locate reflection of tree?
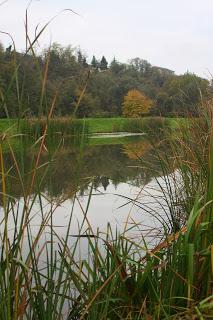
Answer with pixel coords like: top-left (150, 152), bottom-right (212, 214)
top-left (2, 138), bottom-right (171, 202)
top-left (93, 176), bottom-right (110, 191)
top-left (122, 141), bottom-right (151, 160)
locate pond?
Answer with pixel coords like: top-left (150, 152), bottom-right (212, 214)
top-left (1, 134), bottom-right (173, 257)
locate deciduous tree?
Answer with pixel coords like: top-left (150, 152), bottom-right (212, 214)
top-left (122, 89), bottom-right (153, 117)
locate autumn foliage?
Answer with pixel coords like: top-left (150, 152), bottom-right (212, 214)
top-left (122, 89), bottom-right (153, 118)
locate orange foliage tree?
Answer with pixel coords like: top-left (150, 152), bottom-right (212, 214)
top-left (122, 89), bottom-right (153, 117)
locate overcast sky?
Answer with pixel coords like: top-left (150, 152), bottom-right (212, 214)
top-left (0, 0), bottom-right (213, 77)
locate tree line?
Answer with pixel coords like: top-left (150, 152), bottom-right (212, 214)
top-left (0, 42), bottom-right (210, 118)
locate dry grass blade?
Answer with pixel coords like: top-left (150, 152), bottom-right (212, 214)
top-left (140, 225), bottom-right (187, 261)
top-left (73, 70), bottom-right (91, 116)
top-left (0, 0), bottom-right (8, 6)
top-left (25, 6), bottom-right (80, 53)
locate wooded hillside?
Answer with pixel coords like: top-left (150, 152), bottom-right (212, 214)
top-left (0, 42), bottom-right (210, 118)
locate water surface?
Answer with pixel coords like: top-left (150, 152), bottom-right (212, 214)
top-left (2, 135), bottom-right (172, 253)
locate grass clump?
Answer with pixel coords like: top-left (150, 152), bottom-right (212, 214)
top-left (68, 107), bottom-right (213, 319)
top-left (20, 117), bottom-right (89, 139)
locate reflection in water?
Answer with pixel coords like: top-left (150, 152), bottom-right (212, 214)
top-left (4, 136), bottom-right (162, 201)
top-left (122, 141), bottom-right (151, 159)
top-left (0, 133), bottom-right (177, 273)
top-left (1, 135), bottom-right (174, 244)
top-left (0, 131), bottom-right (183, 319)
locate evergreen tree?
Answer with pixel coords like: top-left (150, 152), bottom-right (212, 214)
top-left (100, 56), bottom-right (108, 70)
top-left (91, 55), bottom-right (99, 69)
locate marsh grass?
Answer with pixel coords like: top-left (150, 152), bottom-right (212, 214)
top-left (19, 118), bottom-right (89, 149)
top-left (0, 5), bottom-right (212, 319)
top-left (112, 117), bottom-right (167, 133)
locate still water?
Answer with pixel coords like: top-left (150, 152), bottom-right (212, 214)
top-left (2, 135), bottom-right (172, 254)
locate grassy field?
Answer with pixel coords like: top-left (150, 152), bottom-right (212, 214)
top-left (85, 117), bottom-right (187, 133)
top-left (84, 117), bottom-right (127, 133)
top-left (0, 117), bottom-right (188, 135)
